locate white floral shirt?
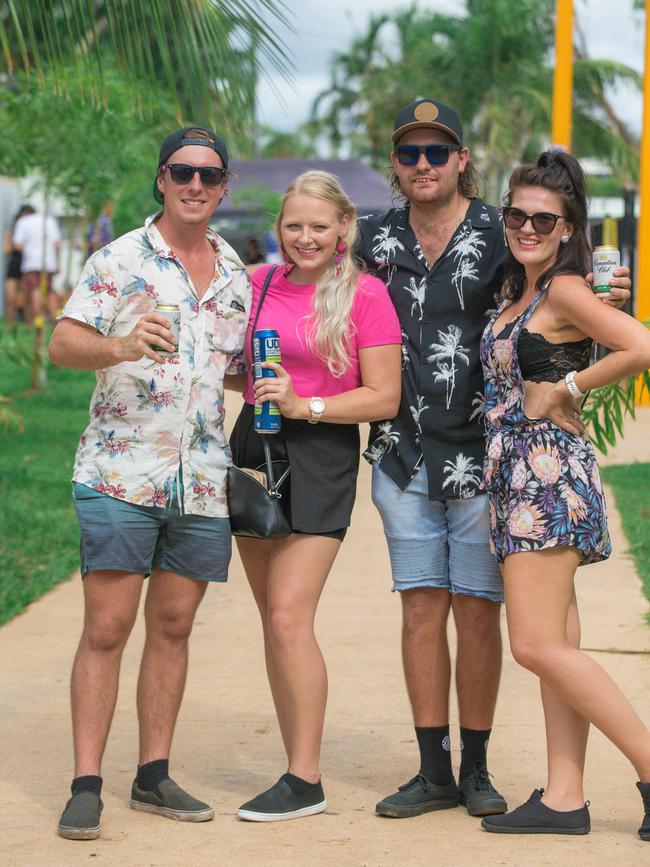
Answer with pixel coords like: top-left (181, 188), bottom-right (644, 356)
top-left (62, 214), bottom-right (251, 516)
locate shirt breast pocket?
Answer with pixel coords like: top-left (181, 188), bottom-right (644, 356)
top-left (208, 300), bottom-right (249, 354)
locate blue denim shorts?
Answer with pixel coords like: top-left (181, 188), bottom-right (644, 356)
top-left (72, 482), bottom-right (231, 582)
top-left (371, 464), bottom-right (503, 602)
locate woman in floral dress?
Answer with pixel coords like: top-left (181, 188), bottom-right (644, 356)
top-left (479, 151), bottom-right (650, 840)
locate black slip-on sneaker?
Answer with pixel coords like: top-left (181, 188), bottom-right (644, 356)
top-left (481, 788), bottom-right (590, 835)
top-left (237, 774), bottom-right (326, 822)
top-left (130, 777), bottom-right (214, 822)
top-left (375, 774), bottom-right (460, 818)
top-left (459, 762), bottom-right (507, 816)
top-left (57, 791), bottom-right (103, 840)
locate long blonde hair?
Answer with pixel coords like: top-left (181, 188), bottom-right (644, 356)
top-left (275, 170), bottom-right (360, 377)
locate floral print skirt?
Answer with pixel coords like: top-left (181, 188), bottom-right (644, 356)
top-left (483, 420), bottom-right (611, 565)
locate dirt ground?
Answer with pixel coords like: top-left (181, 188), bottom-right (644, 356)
top-left (0, 402), bottom-right (648, 867)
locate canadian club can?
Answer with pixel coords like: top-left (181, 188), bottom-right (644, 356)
top-left (253, 329), bottom-right (282, 433)
top-left (153, 302), bottom-right (180, 354)
top-left (592, 246), bottom-right (620, 297)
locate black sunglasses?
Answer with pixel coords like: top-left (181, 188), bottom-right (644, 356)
top-left (160, 163), bottom-right (227, 187)
top-left (394, 143), bottom-right (461, 167)
top-left (502, 206), bottom-right (564, 235)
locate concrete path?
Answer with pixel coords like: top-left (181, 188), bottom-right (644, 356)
top-left (1, 402), bottom-right (649, 867)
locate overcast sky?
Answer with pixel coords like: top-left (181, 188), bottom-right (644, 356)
top-left (255, 0), bottom-right (644, 142)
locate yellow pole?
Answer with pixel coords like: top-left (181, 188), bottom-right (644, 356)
top-left (636, 1), bottom-right (650, 405)
top-left (552, 0), bottom-right (574, 152)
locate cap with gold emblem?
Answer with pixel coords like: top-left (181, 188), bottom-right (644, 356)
top-left (392, 98), bottom-right (463, 145)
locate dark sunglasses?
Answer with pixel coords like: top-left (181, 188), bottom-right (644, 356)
top-left (502, 206), bottom-right (564, 235)
top-left (394, 143), bottom-right (461, 167)
top-left (160, 163), bottom-right (227, 187)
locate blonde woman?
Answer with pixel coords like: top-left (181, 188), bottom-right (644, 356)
top-left (229, 171), bottom-right (402, 821)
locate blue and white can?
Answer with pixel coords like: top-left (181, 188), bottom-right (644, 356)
top-left (253, 329), bottom-right (282, 433)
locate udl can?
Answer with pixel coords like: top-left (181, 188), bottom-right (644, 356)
top-left (592, 246), bottom-right (620, 297)
top-left (253, 329), bottom-right (282, 433)
top-left (153, 303), bottom-right (180, 354)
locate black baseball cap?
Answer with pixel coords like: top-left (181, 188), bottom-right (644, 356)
top-left (153, 125), bottom-right (229, 204)
top-left (392, 99), bottom-right (463, 146)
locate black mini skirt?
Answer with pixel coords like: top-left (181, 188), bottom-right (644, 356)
top-left (229, 402), bottom-right (360, 539)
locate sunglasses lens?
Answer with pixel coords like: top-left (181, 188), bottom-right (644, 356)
top-left (504, 208), bottom-right (526, 229)
top-left (425, 145), bottom-right (450, 166)
top-left (396, 146), bottom-right (419, 166)
top-left (169, 165), bottom-right (194, 184)
top-left (198, 167), bottom-right (224, 186)
top-left (532, 214), bottom-right (557, 234)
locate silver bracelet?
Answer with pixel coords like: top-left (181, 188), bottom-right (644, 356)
top-left (565, 370), bottom-right (586, 399)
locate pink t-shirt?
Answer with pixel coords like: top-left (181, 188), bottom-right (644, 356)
top-left (242, 264), bottom-right (401, 403)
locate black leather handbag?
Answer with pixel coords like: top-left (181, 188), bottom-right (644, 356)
top-left (227, 266), bottom-right (291, 538)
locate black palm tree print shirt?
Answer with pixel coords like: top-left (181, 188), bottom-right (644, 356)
top-left (358, 197), bottom-right (506, 500)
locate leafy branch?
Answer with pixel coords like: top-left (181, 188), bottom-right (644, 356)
top-left (583, 369), bottom-right (650, 454)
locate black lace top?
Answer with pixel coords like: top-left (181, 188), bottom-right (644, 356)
top-left (497, 321), bottom-right (592, 383)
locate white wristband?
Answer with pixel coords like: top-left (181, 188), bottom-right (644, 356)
top-left (565, 371), bottom-right (586, 399)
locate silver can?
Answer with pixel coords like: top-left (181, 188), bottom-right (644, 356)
top-left (153, 303), bottom-right (181, 354)
top-left (592, 246), bottom-right (620, 297)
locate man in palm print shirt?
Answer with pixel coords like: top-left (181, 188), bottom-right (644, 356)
top-left (358, 99), bottom-right (631, 821)
top-left (49, 127), bottom-right (250, 840)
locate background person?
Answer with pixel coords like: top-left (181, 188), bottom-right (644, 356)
top-left (13, 206), bottom-right (62, 323)
top-left (480, 151), bottom-right (650, 841)
top-left (2, 204), bottom-right (34, 328)
top-left (48, 126), bottom-right (250, 840)
top-left (229, 170), bottom-right (402, 822)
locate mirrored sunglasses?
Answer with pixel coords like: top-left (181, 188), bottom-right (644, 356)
top-left (394, 143), bottom-right (461, 167)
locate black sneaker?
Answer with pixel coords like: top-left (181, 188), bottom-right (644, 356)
top-left (237, 774), bottom-right (326, 822)
top-left (481, 788), bottom-right (590, 835)
top-left (459, 762), bottom-right (507, 816)
top-left (637, 781), bottom-right (650, 841)
top-left (375, 774), bottom-right (460, 818)
top-left (130, 777), bottom-right (214, 822)
top-left (57, 791), bottom-right (103, 840)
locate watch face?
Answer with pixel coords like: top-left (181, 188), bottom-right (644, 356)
top-left (311, 397), bottom-right (325, 414)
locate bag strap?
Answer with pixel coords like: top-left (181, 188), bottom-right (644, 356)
top-left (250, 266), bottom-right (281, 494)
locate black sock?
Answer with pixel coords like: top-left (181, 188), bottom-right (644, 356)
top-left (415, 725), bottom-right (454, 786)
top-left (283, 773), bottom-right (320, 796)
top-left (71, 775), bottom-right (102, 797)
top-left (459, 727), bottom-right (491, 781)
top-left (136, 759), bottom-right (169, 791)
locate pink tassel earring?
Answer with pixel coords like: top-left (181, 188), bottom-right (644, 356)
top-left (335, 239), bottom-right (347, 276)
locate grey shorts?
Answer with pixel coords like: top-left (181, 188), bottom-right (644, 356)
top-left (371, 464), bottom-right (503, 603)
top-left (72, 482), bottom-right (231, 582)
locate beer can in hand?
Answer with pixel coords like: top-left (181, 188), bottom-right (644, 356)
top-left (253, 329), bottom-right (282, 433)
top-left (153, 303), bottom-right (180, 354)
top-left (592, 246), bottom-right (620, 298)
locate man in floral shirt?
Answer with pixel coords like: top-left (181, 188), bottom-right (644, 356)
top-left (49, 126), bottom-right (251, 840)
top-left (358, 99), bottom-right (631, 823)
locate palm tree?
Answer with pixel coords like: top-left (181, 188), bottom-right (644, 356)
top-left (442, 452), bottom-right (482, 497)
top-left (0, 2), bottom-right (290, 136)
top-left (311, 0), bottom-right (640, 202)
top-left (427, 325), bottom-right (470, 409)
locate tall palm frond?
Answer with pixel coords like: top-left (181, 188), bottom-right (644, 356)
top-left (0, 1), bottom-right (292, 129)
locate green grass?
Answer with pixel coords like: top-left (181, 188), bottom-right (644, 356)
top-left (601, 463), bottom-right (650, 618)
top-left (0, 327), bottom-right (95, 625)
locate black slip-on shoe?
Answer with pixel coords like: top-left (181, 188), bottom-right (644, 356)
top-left (130, 777), bottom-right (214, 822)
top-left (237, 774), bottom-right (326, 822)
top-left (375, 774), bottom-right (460, 818)
top-left (481, 788), bottom-right (590, 835)
top-left (637, 781), bottom-right (650, 841)
top-left (57, 791), bottom-right (103, 840)
top-left (459, 763), bottom-right (507, 816)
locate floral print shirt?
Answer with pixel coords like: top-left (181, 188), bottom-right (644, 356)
top-left (358, 198), bottom-right (506, 499)
top-left (61, 214), bottom-right (251, 516)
